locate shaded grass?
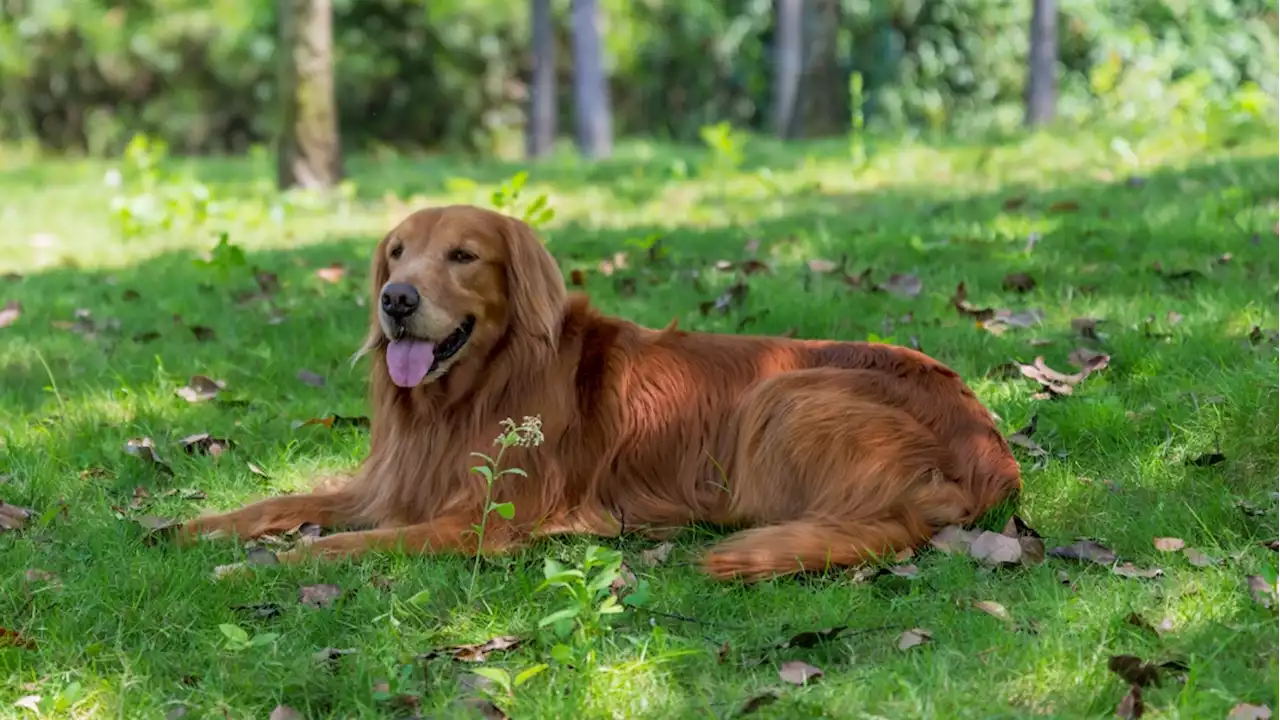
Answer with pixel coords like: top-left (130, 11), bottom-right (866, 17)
top-left (1, 126), bottom-right (1277, 719)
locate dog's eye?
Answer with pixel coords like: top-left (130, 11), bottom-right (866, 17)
top-left (389, 245), bottom-right (404, 260)
top-left (448, 248), bottom-right (477, 264)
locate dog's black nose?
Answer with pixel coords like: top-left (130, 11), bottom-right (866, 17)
top-left (380, 282), bottom-right (420, 318)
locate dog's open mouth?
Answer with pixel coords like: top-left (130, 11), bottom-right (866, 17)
top-left (385, 315), bottom-right (476, 388)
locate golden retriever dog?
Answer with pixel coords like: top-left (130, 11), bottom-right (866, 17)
top-left (178, 204), bottom-right (1021, 581)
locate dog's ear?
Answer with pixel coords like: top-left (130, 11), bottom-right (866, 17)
top-left (501, 216), bottom-right (565, 346)
top-left (351, 234), bottom-right (392, 364)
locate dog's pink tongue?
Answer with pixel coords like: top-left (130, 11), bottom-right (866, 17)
top-left (386, 339), bottom-right (436, 388)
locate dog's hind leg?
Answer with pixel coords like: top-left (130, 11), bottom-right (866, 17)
top-left (701, 368), bottom-right (974, 582)
top-left (176, 490), bottom-right (362, 544)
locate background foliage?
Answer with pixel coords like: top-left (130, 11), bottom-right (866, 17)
top-left (0, 0), bottom-right (1277, 155)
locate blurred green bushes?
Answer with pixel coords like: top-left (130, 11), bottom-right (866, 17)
top-left (0, 0), bottom-right (1275, 155)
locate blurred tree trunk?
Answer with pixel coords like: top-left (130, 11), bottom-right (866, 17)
top-left (773, 0), bottom-right (803, 138)
top-left (793, 0), bottom-right (844, 138)
top-left (570, 0), bottom-right (612, 159)
top-left (527, 0), bottom-right (556, 159)
top-left (1025, 0), bottom-right (1058, 126)
top-left (277, 0), bottom-right (342, 190)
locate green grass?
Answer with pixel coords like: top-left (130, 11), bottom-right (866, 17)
top-left (1, 125), bottom-right (1278, 719)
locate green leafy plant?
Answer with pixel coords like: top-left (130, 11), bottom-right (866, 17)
top-left (491, 171), bottom-right (555, 230)
top-left (470, 663), bottom-right (549, 712)
top-left (218, 623), bottom-right (279, 653)
top-left (698, 121), bottom-right (747, 174)
top-left (467, 415), bottom-right (545, 600)
top-left (192, 233), bottom-right (248, 284)
top-left (537, 544), bottom-right (632, 666)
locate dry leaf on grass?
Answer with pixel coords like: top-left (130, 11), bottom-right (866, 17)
top-left (175, 375), bottom-right (224, 403)
top-left (23, 569), bottom-right (59, 586)
top-left (807, 258), bottom-right (839, 274)
top-left (877, 273), bottom-right (923, 299)
top-left (0, 300), bottom-right (20, 328)
top-left (419, 635), bottom-right (522, 663)
top-left (1247, 575), bottom-right (1276, 608)
top-left (1, 627), bottom-right (36, 649)
top-left (1002, 272), bottom-right (1036, 293)
top-left (1, 502), bottom-right (33, 531)
top-left (889, 563), bottom-right (920, 579)
top-left (1048, 539), bottom-right (1117, 565)
top-left (180, 433), bottom-right (234, 457)
top-left (897, 628), bottom-right (932, 650)
top-left (930, 525), bottom-right (979, 554)
top-left (1018, 354), bottom-right (1109, 397)
top-left (1153, 537), bottom-right (1185, 552)
top-left (737, 692), bottom-right (780, 716)
top-left (297, 369), bottom-right (326, 388)
top-left (1068, 347), bottom-right (1109, 369)
top-left (1107, 655), bottom-right (1188, 688)
top-left (299, 583), bottom-right (343, 608)
top-left (1228, 703), bottom-right (1274, 720)
top-left (315, 263), bottom-right (346, 284)
top-left (969, 531), bottom-right (1023, 567)
top-left (778, 660), bottom-right (824, 686)
top-left (124, 437), bottom-right (174, 475)
top-left (639, 541), bottom-right (674, 567)
top-left (268, 706), bottom-right (303, 720)
top-left (1113, 563), bottom-right (1164, 580)
top-left (973, 601), bottom-right (1010, 621)
top-left (1115, 684), bottom-right (1144, 719)
top-left (1182, 548), bottom-right (1220, 567)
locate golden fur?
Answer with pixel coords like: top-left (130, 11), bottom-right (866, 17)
top-left (178, 205), bottom-right (1021, 581)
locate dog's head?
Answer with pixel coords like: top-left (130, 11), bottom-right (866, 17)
top-left (355, 205), bottom-right (565, 388)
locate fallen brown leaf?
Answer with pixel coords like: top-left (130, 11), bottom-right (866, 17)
top-left (1, 502), bottom-right (33, 531)
top-left (1068, 346), bottom-right (1109, 370)
top-left (639, 541), bottom-right (674, 567)
top-left (420, 635), bottom-right (522, 663)
top-left (1002, 272), bottom-right (1036, 293)
top-left (124, 437), bottom-right (174, 475)
top-left (973, 600), bottom-right (1010, 621)
top-left (807, 258), bottom-right (839, 274)
top-left (315, 263), bottom-right (346, 284)
top-left (180, 433), bottom-right (234, 457)
top-left (1107, 655), bottom-right (1188, 688)
top-left (1113, 563), bottom-right (1164, 580)
top-left (737, 691), bottom-right (780, 716)
top-left (0, 627), bottom-right (36, 650)
top-left (878, 273), bottom-right (923, 299)
top-left (897, 628), bottom-right (932, 650)
top-left (1153, 537), bottom-right (1185, 552)
top-left (23, 569), bottom-right (59, 586)
top-left (778, 659), bottom-right (824, 685)
top-left (950, 283), bottom-right (995, 321)
top-left (1116, 684), bottom-right (1144, 719)
top-left (889, 563), bottom-right (920, 579)
top-left (1247, 575), bottom-right (1275, 608)
top-left (0, 300), bottom-right (20, 328)
top-left (175, 375), bottom-right (225, 403)
top-left (189, 325), bottom-right (216, 342)
top-left (1228, 703), bottom-right (1274, 720)
top-left (268, 706), bottom-right (304, 720)
top-left (1018, 354), bottom-right (1108, 396)
top-left (299, 583), bottom-right (343, 608)
top-left (1001, 514), bottom-right (1046, 566)
top-left (1182, 548), bottom-right (1220, 567)
top-left (609, 563), bottom-right (637, 598)
top-left (1048, 539), bottom-right (1117, 565)
top-left (1262, 539), bottom-right (1278, 553)
top-left (968, 531), bottom-right (1023, 567)
top-left (1048, 199), bottom-right (1080, 213)
top-left (930, 525), bottom-right (980, 554)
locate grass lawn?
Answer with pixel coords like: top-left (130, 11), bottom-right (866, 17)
top-left (1, 126), bottom-right (1277, 719)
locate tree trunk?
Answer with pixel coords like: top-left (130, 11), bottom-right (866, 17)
top-left (773, 0), bottom-right (803, 138)
top-left (794, 0), bottom-right (844, 138)
top-left (1025, 0), bottom-right (1058, 127)
top-left (527, 0), bottom-right (557, 159)
top-left (570, 0), bottom-right (612, 159)
top-left (277, 0), bottom-right (342, 190)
